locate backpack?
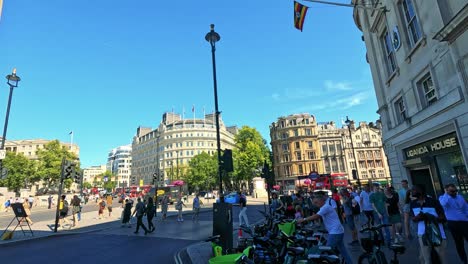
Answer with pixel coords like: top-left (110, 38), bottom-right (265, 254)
top-left (61, 200), bottom-right (69, 213)
top-left (4, 200), bottom-right (10, 207)
top-left (351, 196), bottom-right (361, 215)
top-left (175, 201), bottom-right (182, 210)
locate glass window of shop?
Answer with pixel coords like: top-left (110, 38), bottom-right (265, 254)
top-left (435, 150), bottom-right (468, 198)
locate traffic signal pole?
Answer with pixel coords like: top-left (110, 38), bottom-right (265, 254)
top-left (54, 157), bottom-right (66, 233)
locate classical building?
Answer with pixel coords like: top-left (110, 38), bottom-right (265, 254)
top-left (342, 120), bottom-right (391, 186)
top-left (353, 1), bottom-right (468, 197)
top-left (107, 145), bottom-right (132, 188)
top-left (83, 165), bottom-right (106, 184)
top-left (317, 122), bottom-right (347, 175)
top-left (269, 114), bottom-right (322, 193)
top-left (3, 139), bottom-right (80, 159)
top-left (131, 112), bottom-right (237, 185)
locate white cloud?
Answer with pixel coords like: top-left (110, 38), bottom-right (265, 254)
top-left (324, 80), bottom-right (353, 91)
top-left (289, 91), bottom-right (370, 113)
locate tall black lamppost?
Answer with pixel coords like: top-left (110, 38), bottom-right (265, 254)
top-left (345, 116), bottom-right (360, 187)
top-left (0, 69), bottom-right (21, 175)
top-left (205, 24), bottom-right (224, 202)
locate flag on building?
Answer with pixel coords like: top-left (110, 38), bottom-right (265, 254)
top-left (294, 1), bottom-right (308, 32)
top-left (69, 131), bottom-right (73, 135)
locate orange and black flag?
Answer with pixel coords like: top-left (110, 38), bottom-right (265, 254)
top-left (294, 1), bottom-right (309, 32)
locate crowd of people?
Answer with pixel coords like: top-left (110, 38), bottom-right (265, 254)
top-left (271, 180), bottom-right (468, 264)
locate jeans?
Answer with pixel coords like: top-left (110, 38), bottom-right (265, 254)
top-left (239, 207), bottom-right (249, 227)
top-left (375, 212), bottom-right (391, 244)
top-left (327, 233), bottom-right (353, 264)
top-left (418, 236), bottom-right (446, 264)
top-left (447, 220), bottom-right (468, 264)
top-left (135, 215), bottom-right (148, 233)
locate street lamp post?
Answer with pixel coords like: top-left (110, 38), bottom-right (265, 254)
top-left (205, 24), bottom-right (224, 202)
top-left (345, 116), bottom-right (360, 187)
top-left (154, 131), bottom-right (161, 211)
top-left (0, 69), bottom-right (21, 175)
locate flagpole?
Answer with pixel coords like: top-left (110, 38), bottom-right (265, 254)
top-left (70, 132), bottom-right (73, 152)
top-left (301, 0), bottom-right (386, 11)
top-left (193, 105), bottom-right (196, 127)
top-left (203, 107), bottom-right (206, 127)
top-left (182, 106), bottom-right (185, 127)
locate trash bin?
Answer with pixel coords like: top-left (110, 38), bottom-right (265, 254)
top-left (212, 202), bottom-right (233, 253)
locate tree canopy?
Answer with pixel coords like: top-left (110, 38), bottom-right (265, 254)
top-left (0, 152), bottom-right (37, 193)
top-left (185, 152), bottom-right (217, 192)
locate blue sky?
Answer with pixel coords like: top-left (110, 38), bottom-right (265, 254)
top-left (0, 0), bottom-right (379, 168)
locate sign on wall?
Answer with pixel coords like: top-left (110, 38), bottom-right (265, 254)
top-left (404, 133), bottom-right (459, 159)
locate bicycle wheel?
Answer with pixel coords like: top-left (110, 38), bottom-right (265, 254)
top-left (358, 253), bottom-right (377, 264)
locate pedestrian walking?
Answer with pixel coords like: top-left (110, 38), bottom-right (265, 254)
top-left (47, 195), bottom-right (53, 209)
top-left (270, 192), bottom-right (284, 216)
top-left (370, 183), bottom-right (391, 245)
top-left (384, 187), bottom-right (403, 243)
top-left (4, 197), bottom-right (12, 212)
top-left (21, 199), bottom-right (34, 225)
top-left (410, 185), bottom-right (447, 264)
top-left (161, 195), bottom-right (169, 221)
top-left (98, 197), bottom-right (106, 219)
top-left (106, 194), bottom-right (113, 217)
top-left (132, 197), bottom-right (149, 235)
top-left (71, 195), bottom-right (81, 227)
top-left (238, 191), bottom-right (249, 228)
top-left (146, 197), bottom-right (156, 232)
top-left (398, 179), bottom-right (412, 240)
top-left (192, 193), bottom-right (201, 222)
top-left (340, 189), bottom-right (359, 246)
top-left (59, 195), bottom-right (71, 228)
top-left (439, 183), bottom-right (468, 264)
top-left (298, 194), bottom-right (353, 264)
top-left (28, 195), bottom-right (34, 209)
top-left (360, 185), bottom-right (375, 226)
top-left (175, 196), bottom-right (186, 222)
top-left (121, 199), bottom-right (133, 228)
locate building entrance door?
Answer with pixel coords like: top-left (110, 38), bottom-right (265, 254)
top-left (410, 168), bottom-right (436, 198)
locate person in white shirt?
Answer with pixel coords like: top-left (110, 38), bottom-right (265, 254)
top-left (298, 194), bottom-right (353, 264)
top-left (360, 185), bottom-right (375, 226)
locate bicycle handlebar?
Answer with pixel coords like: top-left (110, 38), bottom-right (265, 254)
top-left (360, 224), bottom-right (392, 233)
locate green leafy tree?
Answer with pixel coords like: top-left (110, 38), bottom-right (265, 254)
top-left (232, 126), bottom-right (270, 189)
top-left (96, 170), bottom-right (116, 192)
top-left (186, 152), bottom-right (217, 192)
top-left (36, 140), bottom-right (79, 187)
top-left (0, 152), bottom-right (37, 193)
top-left (83, 182), bottom-right (92, 189)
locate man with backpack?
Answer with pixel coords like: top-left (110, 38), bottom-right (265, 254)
top-left (132, 197), bottom-right (149, 235)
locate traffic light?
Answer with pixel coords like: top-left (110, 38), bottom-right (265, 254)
top-left (352, 169), bottom-right (357, 180)
top-left (131, 177), bottom-right (136, 185)
top-left (221, 149), bottom-right (233, 172)
top-left (63, 161), bottom-right (76, 179)
top-left (73, 170), bottom-right (82, 184)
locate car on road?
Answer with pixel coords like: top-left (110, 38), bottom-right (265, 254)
top-left (216, 192), bottom-right (246, 205)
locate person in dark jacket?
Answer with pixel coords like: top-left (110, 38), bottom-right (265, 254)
top-left (146, 197), bottom-right (156, 232)
top-left (121, 199), bottom-right (133, 228)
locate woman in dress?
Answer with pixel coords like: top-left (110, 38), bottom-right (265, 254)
top-left (121, 199), bottom-right (133, 227)
top-left (70, 195), bottom-right (81, 227)
top-left (22, 198), bottom-right (34, 225)
top-left (161, 195), bottom-right (169, 221)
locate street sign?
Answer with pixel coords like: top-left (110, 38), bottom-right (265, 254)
top-left (0, 150), bottom-right (6, 160)
top-left (103, 176), bottom-right (108, 182)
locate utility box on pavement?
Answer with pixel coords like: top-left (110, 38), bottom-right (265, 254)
top-left (213, 202), bottom-right (233, 253)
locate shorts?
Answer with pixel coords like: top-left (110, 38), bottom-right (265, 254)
top-left (108, 206), bottom-right (113, 212)
top-left (402, 204), bottom-right (410, 213)
top-left (346, 215), bottom-right (355, 230)
top-left (389, 214), bottom-right (402, 224)
top-left (59, 211), bottom-right (67, 218)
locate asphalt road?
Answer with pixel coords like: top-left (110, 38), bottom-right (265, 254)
top-left (0, 203), bottom-right (268, 264)
top-left (0, 199), bottom-right (121, 227)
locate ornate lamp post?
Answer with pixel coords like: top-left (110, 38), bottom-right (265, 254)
top-left (205, 24), bottom-right (224, 202)
top-left (345, 116), bottom-right (360, 187)
top-left (0, 69), bottom-right (21, 177)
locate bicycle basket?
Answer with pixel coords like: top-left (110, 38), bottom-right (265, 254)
top-left (278, 222), bottom-right (295, 236)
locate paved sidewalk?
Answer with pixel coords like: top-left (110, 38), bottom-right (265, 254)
top-left (0, 198), bottom-right (220, 246)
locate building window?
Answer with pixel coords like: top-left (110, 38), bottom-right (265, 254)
top-left (282, 133), bottom-right (288, 139)
top-left (308, 151), bottom-right (316, 160)
top-left (378, 170), bottom-right (385, 178)
top-left (376, 160), bottom-right (383, 167)
top-left (350, 162), bottom-right (356, 169)
top-left (307, 141), bottom-right (313, 149)
top-left (361, 171), bottom-right (368, 179)
top-left (331, 159), bottom-right (338, 172)
top-left (322, 144), bottom-right (328, 154)
top-left (284, 166), bottom-right (291, 176)
top-left (401, 0), bottom-right (422, 47)
top-left (298, 164), bottom-right (304, 175)
top-left (305, 119), bottom-right (309, 124)
top-left (418, 73), bottom-right (437, 106)
top-left (294, 129), bottom-right (299, 137)
top-left (370, 170), bottom-right (377, 178)
top-left (305, 129), bottom-right (312, 136)
top-left (359, 161), bottom-right (366, 169)
top-left (296, 151), bottom-right (302, 161)
top-left (395, 96), bottom-right (407, 124)
top-left (382, 29), bottom-right (397, 74)
top-left (295, 142), bottom-right (300, 149)
top-left (283, 154), bottom-right (290, 162)
top-left (282, 144), bottom-right (289, 151)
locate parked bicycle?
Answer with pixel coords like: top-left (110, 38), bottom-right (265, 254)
top-left (357, 224), bottom-right (406, 264)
